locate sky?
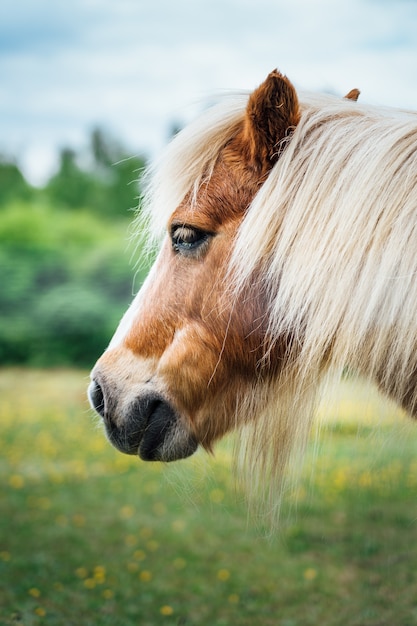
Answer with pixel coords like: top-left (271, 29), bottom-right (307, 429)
top-left (1, 0), bottom-right (417, 185)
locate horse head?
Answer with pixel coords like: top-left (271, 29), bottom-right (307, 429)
top-left (88, 71), bottom-right (300, 462)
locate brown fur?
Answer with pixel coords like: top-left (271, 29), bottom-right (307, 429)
top-left (344, 88), bottom-right (360, 101)
top-left (241, 70), bottom-right (300, 174)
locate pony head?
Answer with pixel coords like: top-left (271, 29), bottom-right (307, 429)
top-left (88, 71), bottom-right (300, 463)
top-left (89, 68), bottom-right (417, 491)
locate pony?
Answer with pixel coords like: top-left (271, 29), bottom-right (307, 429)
top-left (88, 69), bottom-right (417, 503)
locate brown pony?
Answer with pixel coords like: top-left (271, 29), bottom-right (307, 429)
top-left (88, 70), bottom-right (417, 497)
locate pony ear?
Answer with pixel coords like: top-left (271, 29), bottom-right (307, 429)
top-left (344, 88), bottom-right (360, 101)
top-left (242, 69), bottom-right (300, 173)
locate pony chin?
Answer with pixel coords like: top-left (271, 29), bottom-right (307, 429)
top-left (89, 378), bottom-right (198, 462)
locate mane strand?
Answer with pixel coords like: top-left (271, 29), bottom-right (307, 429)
top-left (140, 94), bottom-right (248, 242)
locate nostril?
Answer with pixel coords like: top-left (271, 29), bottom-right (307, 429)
top-left (88, 380), bottom-right (105, 418)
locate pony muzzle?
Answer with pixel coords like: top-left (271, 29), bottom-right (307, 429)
top-left (88, 380), bottom-right (198, 462)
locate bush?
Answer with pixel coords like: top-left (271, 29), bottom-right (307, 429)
top-left (0, 202), bottom-right (146, 367)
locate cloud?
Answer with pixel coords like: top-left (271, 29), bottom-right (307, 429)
top-left (1, 0), bottom-right (417, 184)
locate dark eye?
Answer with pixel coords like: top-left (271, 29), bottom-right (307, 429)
top-left (171, 225), bottom-right (211, 257)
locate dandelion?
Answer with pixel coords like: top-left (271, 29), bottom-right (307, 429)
top-left (127, 562), bottom-right (139, 573)
top-left (124, 534), bottom-right (137, 547)
top-left (102, 589), bottom-right (114, 600)
top-left (133, 549), bottom-right (146, 561)
top-left (94, 566), bottom-right (106, 584)
top-left (303, 568), bottom-right (317, 581)
top-left (332, 468), bottom-right (347, 491)
top-left (217, 569), bottom-right (230, 582)
top-left (160, 605), bottom-right (174, 616)
top-left (171, 519), bottom-right (186, 533)
top-left (29, 588), bottom-right (41, 598)
top-left (146, 540), bottom-right (159, 552)
top-left (84, 578), bottom-right (96, 589)
top-left (120, 505), bottom-right (135, 519)
top-left (36, 497), bottom-right (51, 510)
top-left (34, 607), bottom-right (46, 617)
top-left (9, 474), bottom-right (24, 489)
top-left (75, 567), bottom-right (88, 579)
top-left (139, 570), bottom-right (152, 582)
top-left (228, 594), bottom-right (240, 604)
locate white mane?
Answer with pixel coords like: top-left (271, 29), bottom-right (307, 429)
top-left (141, 89), bottom-right (417, 511)
top-left (141, 94), bottom-right (248, 242)
top-left (233, 92), bottom-right (417, 392)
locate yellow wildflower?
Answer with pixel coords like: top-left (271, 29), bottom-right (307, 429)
top-left (160, 605), bottom-right (174, 616)
top-left (75, 567), bottom-right (88, 579)
top-left (303, 568), bottom-right (317, 581)
top-left (228, 594), bottom-right (240, 604)
top-left (84, 578), bottom-right (96, 589)
top-left (217, 569), bottom-right (230, 581)
top-left (139, 570), bottom-right (152, 582)
top-left (9, 474), bottom-right (24, 489)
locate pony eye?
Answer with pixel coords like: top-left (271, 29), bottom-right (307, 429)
top-left (171, 225), bottom-right (211, 257)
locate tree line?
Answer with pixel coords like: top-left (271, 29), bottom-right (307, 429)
top-left (0, 128), bottom-right (150, 367)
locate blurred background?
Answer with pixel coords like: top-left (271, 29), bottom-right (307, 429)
top-left (1, 0), bottom-right (417, 367)
top-left (2, 2), bottom-right (417, 625)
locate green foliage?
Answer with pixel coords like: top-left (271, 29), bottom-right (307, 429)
top-left (46, 148), bottom-right (95, 211)
top-left (0, 156), bottom-right (33, 206)
top-left (0, 202), bottom-right (148, 366)
top-left (45, 127), bottom-right (146, 218)
top-left (0, 126), bottom-right (150, 366)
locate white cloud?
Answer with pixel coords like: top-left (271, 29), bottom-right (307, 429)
top-left (1, 0), bottom-right (417, 184)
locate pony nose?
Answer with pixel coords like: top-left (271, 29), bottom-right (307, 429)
top-left (88, 380), bottom-right (105, 417)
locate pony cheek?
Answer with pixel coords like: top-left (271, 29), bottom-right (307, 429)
top-left (156, 323), bottom-right (225, 417)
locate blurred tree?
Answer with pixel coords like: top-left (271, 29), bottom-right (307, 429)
top-left (44, 128), bottom-right (146, 218)
top-left (0, 156), bottom-right (33, 206)
top-left (89, 127), bottom-right (146, 218)
top-left (0, 126), bottom-right (151, 366)
top-left (0, 202), bottom-right (144, 366)
top-left (46, 147), bottom-right (95, 210)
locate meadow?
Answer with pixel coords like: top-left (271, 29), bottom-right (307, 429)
top-left (1, 368), bottom-right (417, 626)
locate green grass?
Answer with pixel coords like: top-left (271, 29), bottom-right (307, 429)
top-left (1, 369), bottom-right (417, 625)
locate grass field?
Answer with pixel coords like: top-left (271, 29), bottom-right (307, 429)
top-left (1, 368), bottom-right (417, 626)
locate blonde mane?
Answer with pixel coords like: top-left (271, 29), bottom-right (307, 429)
top-left (234, 92), bottom-right (417, 385)
top-left (140, 90), bottom-right (417, 512)
top-left (141, 94), bottom-right (248, 241)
